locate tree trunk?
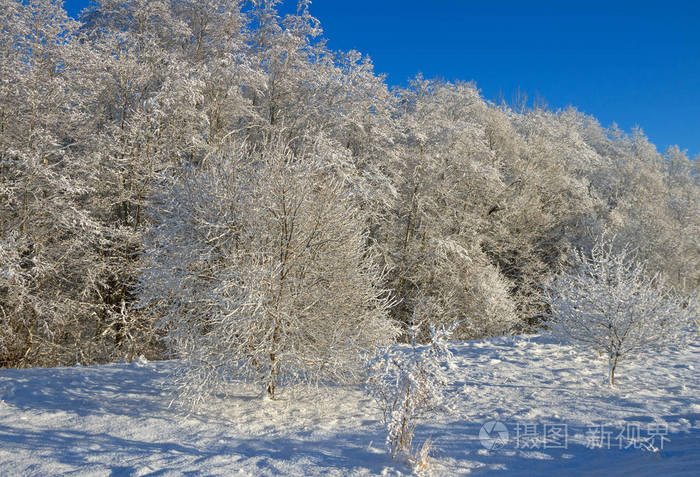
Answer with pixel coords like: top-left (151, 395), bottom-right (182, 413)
top-left (266, 324), bottom-right (280, 399)
top-left (609, 354), bottom-right (619, 387)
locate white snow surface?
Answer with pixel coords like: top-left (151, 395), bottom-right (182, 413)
top-left (0, 334), bottom-right (698, 476)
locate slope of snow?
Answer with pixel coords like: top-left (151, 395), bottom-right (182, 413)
top-left (0, 334), bottom-right (697, 476)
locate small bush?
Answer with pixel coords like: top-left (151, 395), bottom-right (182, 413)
top-left (366, 319), bottom-right (455, 467)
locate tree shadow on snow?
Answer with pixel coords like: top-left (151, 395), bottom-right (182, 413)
top-left (0, 422), bottom-right (399, 476)
top-left (0, 362), bottom-right (171, 417)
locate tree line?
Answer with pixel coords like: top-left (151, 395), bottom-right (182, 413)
top-left (1, 0), bottom-right (698, 373)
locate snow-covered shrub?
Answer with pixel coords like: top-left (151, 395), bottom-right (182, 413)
top-left (140, 143), bottom-right (399, 404)
top-left (366, 319), bottom-right (455, 468)
top-left (544, 235), bottom-right (695, 386)
top-left (393, 238), bottom-right (520, 341)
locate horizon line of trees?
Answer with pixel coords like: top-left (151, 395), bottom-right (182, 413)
top-left (1, 0), bottom-right (698, 371)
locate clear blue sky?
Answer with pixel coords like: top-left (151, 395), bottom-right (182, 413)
top-left (64, 1), bottom-right (700, 158)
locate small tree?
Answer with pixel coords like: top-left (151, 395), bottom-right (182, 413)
top-left (544, 235), bottom-right (695, 386)
top-left (366, 318), bottom-right (456, 469)
top-left (140, 143), bottom-right (399, 404)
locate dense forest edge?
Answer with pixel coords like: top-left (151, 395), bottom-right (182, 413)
top-left (1, 0), bottom-right (697, 376)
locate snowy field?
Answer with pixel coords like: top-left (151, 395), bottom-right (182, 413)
top-left (0, 334), bottom-right (697, 476)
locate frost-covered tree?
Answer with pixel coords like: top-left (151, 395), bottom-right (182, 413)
top-left (544, 235), bottom-right (696, 386)
top-left (0, 0), bottom-right (157, 366)
top-left (480, 106), bottom-right (605, 327)
top-left (383, 79), bottom-right (519, 340)
top-left (140, 142), bottom-right (399, 402)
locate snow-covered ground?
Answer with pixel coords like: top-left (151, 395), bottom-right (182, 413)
top-left (0, 334), bottom-right (697, 476)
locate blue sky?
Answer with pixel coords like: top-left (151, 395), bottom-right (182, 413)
top-left (63, 1), bottom-right (700, 158)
